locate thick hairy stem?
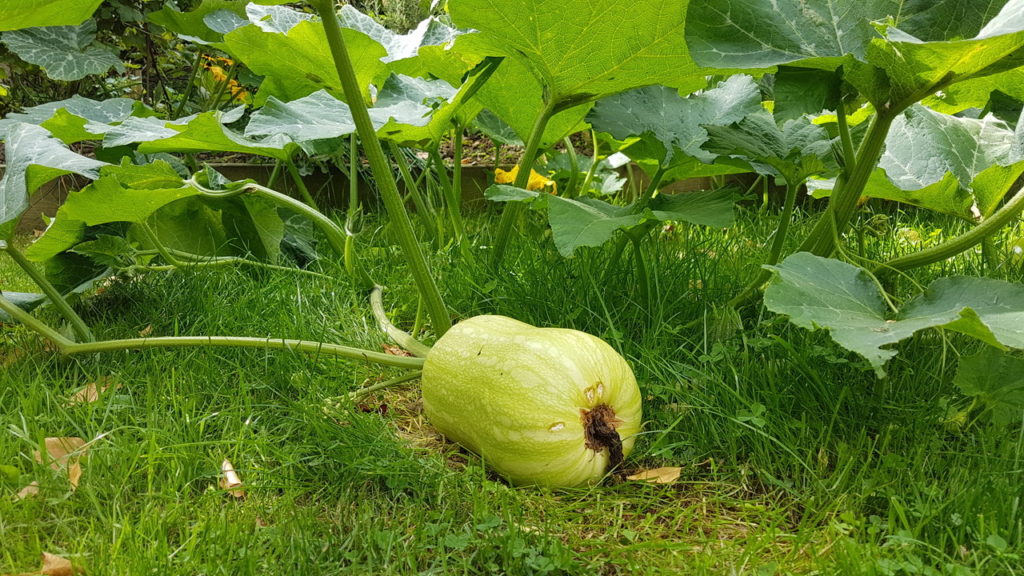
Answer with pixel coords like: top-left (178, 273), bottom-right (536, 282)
top-left (369, 285), bottom-right (432, 357)
top-left (491, 100), bottom-right (558, 266)
top-left (799, 110), bottom-right (897, 256)
top-left (311, 0), bottom-right (450, 336)
top-left (875, 184), bottom-right (1024, 277)
top-left (1, 242), bottom-right (94, 342)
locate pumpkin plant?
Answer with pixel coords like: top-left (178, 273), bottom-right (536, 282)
top-left (0, 0), bottom-right (645, 487)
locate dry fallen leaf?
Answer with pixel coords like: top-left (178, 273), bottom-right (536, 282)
top-left (626, 466), bottom-right (682, 484)
top-left (138, 324), bottom-right (153, 337)
top-left (67, 378), bottom-right (118, 405)
top-left (219, 459), bottom-right (245, 498)
top-left (14, 481), bottom-right (40, 501)
top-left (381, 344), bottom-right (413, 357)
top-left (6, 552), bottom-right (82, 576)
top-left (38, 552), bottom-right (78, 576)
top-left (33, 437), bottom-right (87, 491)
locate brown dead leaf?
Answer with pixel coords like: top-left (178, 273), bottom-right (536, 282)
top-left (38, 552), bottom-right (78, 576)
top-left (7, 552), bottom-right (82, 576)
top-left (626, 466), bottom-right (682, 484)
top-left (33, 437), bottom-right (87, 491)
top-left (67, 378), bottom-right (118, 405)
top-left (138, 324), bottom-right (153, 337)
top-left (219, 459), bottom-right (245, 498)
top-left (381, 344), bottom-right (413, 357)
top-left (14, 481), bottom-right (40, 500)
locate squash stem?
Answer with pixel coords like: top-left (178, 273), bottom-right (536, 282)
top-left (0, 292), bottom-right (426, 370)
top-left (369, 285), bottom-right (433, 357)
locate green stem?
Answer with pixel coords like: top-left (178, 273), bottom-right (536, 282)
top-left (206, 61), bottom-right (237, 112)
top-left (630, 235), bottom-right (650, 307)
top-left (563, 136), bottom-right (580, 198)
top-left (140, 253), bottom-right (330, 279)
top-left (187, 175), bottom-right (346, 260)
top-left (430, 147), bottom-right (465, 244)
top-left (1, 242), bottom-right (94, 342)
top-left (636, 165), bottom-right (667, 211)
top-left (800, 110), bottom-right (897, 257)
top-left (172, 50), bottom-right (203, 119)
top-left (576, 130), bottom-right (601, 198)
top-left (388, 141), bottom-right (437, 240)
top-left (836, 102), bottom-right (857, 178)
top-left (491, 100), bottom-right (558, 265)
top-left (369, 286), bottom-right (432, 357)
top-left (266, 160), bottom-right (283, 189)
top-left (285, 158), bottom-right (320, 211)
top-left (0, 293), bottom-right (425, 370)
top-left (727, 178), bottom-right (802, 307)
top-left (138, 221), bottom-right (182, 266)
top-left (311, 0), bottom-right (450, 335)
top-left (875, 184), bottom-right (1024, 277)
top-left (349, 370), bottom-right (422, 401)
top-left (343, 134), bottom-right (375, 290)
top-left (453, 124), bottom-right (465, 207)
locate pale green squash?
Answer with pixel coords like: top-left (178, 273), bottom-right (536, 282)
top-left (422, 315), bottom-right (642, 487)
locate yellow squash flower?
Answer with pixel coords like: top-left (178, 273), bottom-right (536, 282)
top-left (494, 165), bottom-right (557, 193)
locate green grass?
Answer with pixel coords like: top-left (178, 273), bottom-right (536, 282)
top-left (2, 204), bottom-right (1023, 575)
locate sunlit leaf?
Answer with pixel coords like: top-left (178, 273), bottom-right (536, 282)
top-left (222, 18), bottom-right (386, 104)
top-left (338, 4), bottom-right (462, 63)
top-left (0, 123), bottom-right (106, 240)
top-left (0, 0), bottom-right (104, 31)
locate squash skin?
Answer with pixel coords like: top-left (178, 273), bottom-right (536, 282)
top-left (422, 315), bottom-right (642, 487)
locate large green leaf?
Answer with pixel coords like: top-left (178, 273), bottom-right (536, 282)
top-left (1, 19), bottom-right (122, 81)
top-left (488, 186), bottom-right (736, 257)
top-left (0, 95), bottom-right (138, 140)
top-left (462, 51), bottom-right (590, 147)
top-left (686, 0), bottom-right (1010, 69)
top-left (702, 111), bottom-right (836, 185)
top-left (222, 18), bottom-right (386, 104)
top-left (27, 162), bottom-right (284, 263)
top-left (450, 0), bottom-right (703, 106)
top-left (809, 105), bottom-right (1024, 218)
top-left (954, 347), bottom-right (1024, 426)
top-left (338, 4), bottom-right (462, 64)
top-left (244, 77), bottom-right (439, 150)
top-left (589, 75), bottom-right (762, 168)
top-left (0, 123), bottom-right (106, 240)
top-left (0, 0), bottom-right (104, 31)
top-left (765, 252), bottom-right (1024, 376)
top-left (686, 0), bottom-right (1024, 109)
top-left (137, 111), bottom-right (296, 161)
top-left (148, 0), bottom-right (289, 44)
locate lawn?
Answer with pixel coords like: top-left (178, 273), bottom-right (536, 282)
top-left (3, 207), bottom-right (1021, 575)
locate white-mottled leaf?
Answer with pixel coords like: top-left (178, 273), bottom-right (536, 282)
top-left (246, 3), bottom-right (311, 33)
top-left (0, 123), bottom-right (106, 239)
top-left (339, 4), bottom-right (462, 63)
top-left (1, 19), bottom-right (122, 81)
